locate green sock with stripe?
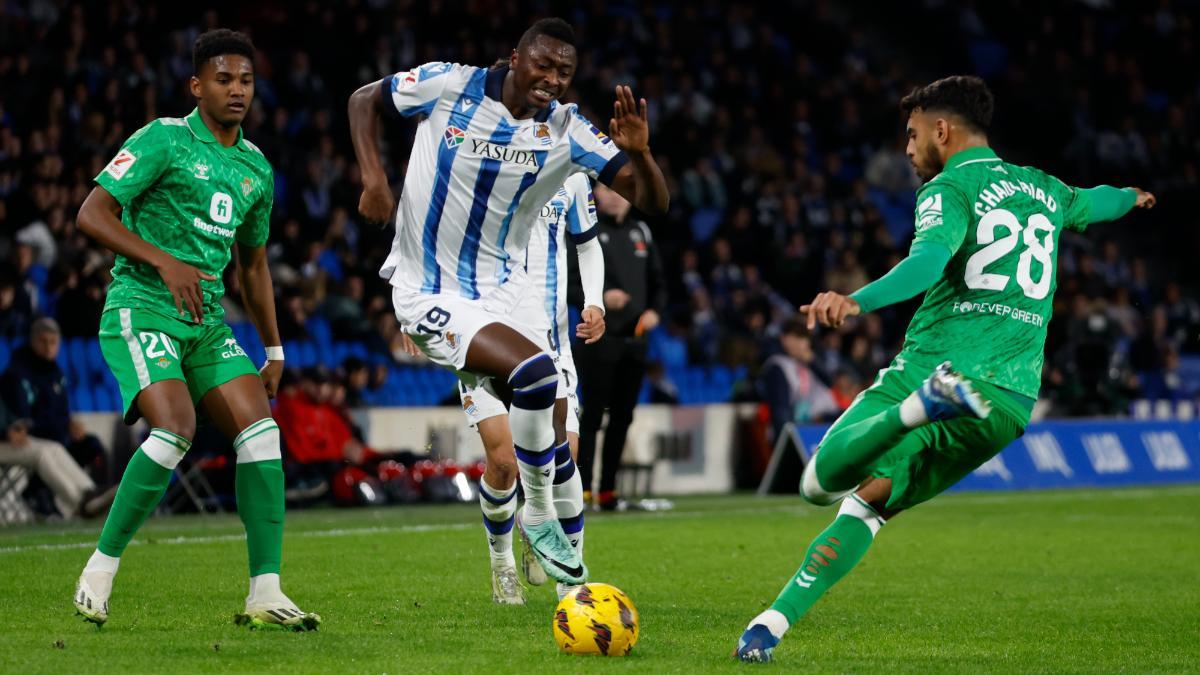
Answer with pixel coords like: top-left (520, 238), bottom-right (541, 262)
top-left (97, 428), bottom-right (191, 557)
top-left (764, 496), bottom-right (885, 631)
top-left (233, 418), bottom-right (285, 577)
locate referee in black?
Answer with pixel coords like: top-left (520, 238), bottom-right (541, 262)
top-left (571, 182), bottom-right (667, 511)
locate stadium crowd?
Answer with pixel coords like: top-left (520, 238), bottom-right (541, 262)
top-left (1, 0), bottom-right (1197, 424)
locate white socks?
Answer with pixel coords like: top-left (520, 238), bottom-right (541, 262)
top-left (748, 608), bottom-right (790, 639)
top-left (479, 478), bottom-right (518, 569)
top-left (898, 391), bottom-right (929, 428)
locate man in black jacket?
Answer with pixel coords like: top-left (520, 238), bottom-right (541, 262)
top-left (572, 183), bottom-right (667, 510)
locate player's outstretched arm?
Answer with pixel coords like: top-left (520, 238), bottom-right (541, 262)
top-left (236, 244), bottom-right (284, 397)
top-left (348, 80), bottom-right (395, 225)
top-left (77, 186), bottom-right (215, 322)
top-left (606, 85), bottom-right (670, 215)
top-left (800, 242), bottom-right (952, 329)
top-left (1076, 185), bottom-right (1156, 225)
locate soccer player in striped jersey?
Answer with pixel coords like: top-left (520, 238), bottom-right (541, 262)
top-left (453, 173), bottom-right (605, 604)
top-left (348, 18), bottom-right (668, 586)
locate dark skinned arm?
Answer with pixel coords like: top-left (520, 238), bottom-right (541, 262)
top-left (348, 79), bottom-right (396, 225)
top-left (236, 243), bottom-right (284, 398)
top-left (604, 85), bottom-right (670, 215)
top-left (77, 186), bottom-right (215, 323)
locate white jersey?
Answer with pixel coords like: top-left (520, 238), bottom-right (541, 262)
top-left (378, 62), bottom-right (627, 300)
top-left (519, 173), bottom-right (597, 353)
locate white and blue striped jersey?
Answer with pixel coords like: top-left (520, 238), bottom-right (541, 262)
top-left (378, 62), bottom-right (628, 299)
top-left (521, 173), bottom-right (598, 352)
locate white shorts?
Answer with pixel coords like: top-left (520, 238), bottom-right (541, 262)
top-left (449, 289), bottom-right (580, 434)
top-left (391, 284), bottom-right (530, 371)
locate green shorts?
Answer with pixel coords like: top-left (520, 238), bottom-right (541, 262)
top-left (99, 307), bottom-right (260, 424)
top-left (823, 357), bottom-right (1028, 511)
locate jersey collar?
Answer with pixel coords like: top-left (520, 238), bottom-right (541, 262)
top-left (485, 65), bottom-right (554, 122)
top-left (185, 107), bottom-right (248, 150)
top-left (946, 146), bottom-right (999, 170)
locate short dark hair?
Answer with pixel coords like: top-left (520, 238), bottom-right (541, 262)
top-left (517, 18), bottom-right (576, 51)
top-left (900, 75), bottom-right (994, 133)
top-left (193, 29), bottom-right (255, 74)
top-left (781, 317), bottom-right (811, 339)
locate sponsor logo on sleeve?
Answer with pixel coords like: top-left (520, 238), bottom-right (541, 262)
top-left (916, 193), bottom-right (943, 232)
top-left (104, 149), bottom-right (137, 180)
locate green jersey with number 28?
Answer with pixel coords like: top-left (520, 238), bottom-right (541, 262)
top-left (94, 107), bottom-right (274, 325)
top-left (898, 147), bottom-right (1092, 399)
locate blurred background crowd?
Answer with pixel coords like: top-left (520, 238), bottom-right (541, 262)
top-left (1, 0), bottom-right (1197, 433)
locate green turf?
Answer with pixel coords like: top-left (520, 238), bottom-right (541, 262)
top-left (1, 486), bottom-right (1198, 673)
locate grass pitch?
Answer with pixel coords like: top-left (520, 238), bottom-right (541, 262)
top-left (1, 486), bottom-right (1197, 673)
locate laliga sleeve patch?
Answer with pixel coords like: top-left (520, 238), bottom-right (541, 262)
top-left (105, 149), bottom-right (137, 180)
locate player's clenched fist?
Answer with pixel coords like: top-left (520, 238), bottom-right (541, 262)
top-left (800, 291), bottom-right (861, 330)
top-left (358, 176), bottom-right (395, 225)
top-left (1130, 187), bottom-right (1156, 209)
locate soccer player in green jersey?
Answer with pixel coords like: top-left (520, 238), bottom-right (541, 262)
top-left (71, 29), bottom-right (319, 631)
top-left (736, 76), bottom-right (1155, 663)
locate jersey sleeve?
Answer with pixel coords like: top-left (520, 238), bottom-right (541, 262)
top-left (911, 179), bottom-right (970, 251)
top-left (94, 120), bottom-right (173, 206)
top-left (564, 175), bottom-right (599, 244)
top-left (380, 62), bottom-right (461, 119)
top-left (237, 168), bottom-right (274, 247)
top-left (565, 106), bottom-right (629, 186)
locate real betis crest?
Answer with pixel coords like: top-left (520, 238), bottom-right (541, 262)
top-left (241, 176), bottom-right (253, 197)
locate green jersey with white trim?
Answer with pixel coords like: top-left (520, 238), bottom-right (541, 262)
top-left (897, 147), bottom-right (1092, 399)
top-left (94, 108), bottom-right (273, 325)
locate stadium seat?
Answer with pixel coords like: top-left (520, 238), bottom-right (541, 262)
top-left (73, 385), bottom-right (94, 413)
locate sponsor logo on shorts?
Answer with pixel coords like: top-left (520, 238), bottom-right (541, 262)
top-left (220, 338), bottom-right (247, 359)
top-left (155, 356), bottom-right (171, 369)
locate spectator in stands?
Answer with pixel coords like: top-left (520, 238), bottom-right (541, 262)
top-left (759, 318), bottom-right (840, 443)
top-left (1, 318), bottom-right (109, 472)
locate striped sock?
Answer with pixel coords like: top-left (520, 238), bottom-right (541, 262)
top-left (479, 478), bottom-right (518, 568)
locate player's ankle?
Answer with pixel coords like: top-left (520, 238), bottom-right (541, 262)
top-left (85, 549), bottom-right (120, 575)
top-left (749, 608), bottom-right (790, 640)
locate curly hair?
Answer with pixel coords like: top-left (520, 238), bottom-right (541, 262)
top-left (517, 18), bottom-right (576, 51)
top-left (193, 28), bottom-right (255, 74)
top-left (900, 75), bottom-right (994, 133)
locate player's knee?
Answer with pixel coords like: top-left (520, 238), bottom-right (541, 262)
top-left (800, 453), bottom-right (846, 506)
top-left (507, 353), bottom-right (558, 411)
top-left (837, 494), bottom-right (887, 537)
top-left (157, 417), bottom-right (196, 443)
top-left (484, 460), bottom-right (517, 488)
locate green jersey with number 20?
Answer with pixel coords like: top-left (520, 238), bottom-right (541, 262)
top-left (94, 107), bottom-right (273, 325)
top-left (898, 147), bottom-right (1092, 399)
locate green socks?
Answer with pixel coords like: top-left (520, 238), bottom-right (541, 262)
top-left (97, 429), bottom-right (190, 558)
top-left (767, 496), bottom-right (886, 629)
top-left (233, 419), bottom-right (285, 577)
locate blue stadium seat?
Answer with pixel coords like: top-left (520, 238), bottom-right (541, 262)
top-left (85, 339), bottom-right (105, 383)
top-left (74, 385), bottom-right (94, 412)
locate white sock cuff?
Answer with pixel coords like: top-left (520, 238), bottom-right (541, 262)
top-left (479, 478), bottom-right (518, 520)
top-left (142, 429), bottom-right (191, 470)
top-left (85, 549), bottom-right (120, 574)
top-left (750, 608), bottom-right (790, 639)
top-left (234, 418), bottom-right (282, 464)
top-left (249, 572), bottom-right (282, 600)
top-left (552, 466), bottom-right (585, 520)
top-left (838, 494), bottom-right (887, 537)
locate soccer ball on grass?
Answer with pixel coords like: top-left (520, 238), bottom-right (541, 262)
top-left (552, 583), bottom-right (639, 656)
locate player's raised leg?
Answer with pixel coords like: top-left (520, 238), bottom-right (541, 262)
top-left (466, 324), bottom-right (587, 585)
top-left (201, 374), bottom-right (319, 631)
top-left (74, 379), bottom-right (196, 625)
top-left (800, 361), bottom-right (992, 506)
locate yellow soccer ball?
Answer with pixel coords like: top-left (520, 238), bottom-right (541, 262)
top-left (552, 583), bottom-right (640, 656)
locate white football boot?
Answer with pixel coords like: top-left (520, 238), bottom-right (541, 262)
top-left (73, 569), bottom-right (112, 625)
top-left (491, 566), bottom-right (526, 605)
